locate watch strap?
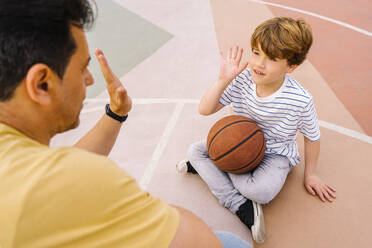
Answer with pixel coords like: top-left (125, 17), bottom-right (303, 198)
top-left (105, 104), bottom-right (128, 123)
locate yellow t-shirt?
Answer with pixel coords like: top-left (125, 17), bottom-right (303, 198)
top-left (0, 123), bottom-right (179, 248)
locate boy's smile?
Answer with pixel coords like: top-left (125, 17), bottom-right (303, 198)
top-left (253, 69), bottom-right (265, 76)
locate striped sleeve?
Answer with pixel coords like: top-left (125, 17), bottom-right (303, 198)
top-left (219, 80), bottom-right (234, 106)
top-left (298, 97), bottom-right (321, 141)
top-left (219, 71), bottom-right (246, 106)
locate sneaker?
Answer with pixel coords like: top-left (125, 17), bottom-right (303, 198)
top-left (176, 159), bottom-right (198, 174)
top-left (251, 201), bottom-right (266, 243)
top-left (236, 200), bottom-right (266, 243)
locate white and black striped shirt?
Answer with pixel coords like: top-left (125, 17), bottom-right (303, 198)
top-left (219, 68), bottom-right (321, 166)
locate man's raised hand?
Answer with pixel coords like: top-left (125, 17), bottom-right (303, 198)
top-left (95, 48), bottom-right (132, 116)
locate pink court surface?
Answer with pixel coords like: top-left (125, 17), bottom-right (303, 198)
top-left (52, 0), bottom-right (372, 247)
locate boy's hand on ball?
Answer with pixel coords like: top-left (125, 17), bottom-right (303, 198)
top-left (304, 174), bottom-right (336, 202)
top-left (218, 45), bottom-right (248, 84)
top-left (95, 48), bottom-right (132, 116)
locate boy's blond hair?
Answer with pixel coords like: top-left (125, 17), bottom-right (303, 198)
top-left (251, 17), bottom-right (313, 66)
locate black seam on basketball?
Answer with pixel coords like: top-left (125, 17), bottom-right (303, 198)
top-left (207, 119), bottom-right (255, 151)
top-left (210, 129), bottom-right (262, 161)
top-left (226, 140), bottom-right (265, 172)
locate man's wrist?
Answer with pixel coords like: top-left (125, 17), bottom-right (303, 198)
top-left (105, 104), bottom-right (128, 123)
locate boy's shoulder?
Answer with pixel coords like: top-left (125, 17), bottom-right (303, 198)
top-left (282, 74), bottom-right (314, 105)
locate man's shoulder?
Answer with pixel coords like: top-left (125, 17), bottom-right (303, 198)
top-left (51, 146), bottom-right (123, 173)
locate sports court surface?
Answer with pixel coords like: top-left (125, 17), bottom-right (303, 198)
top-left (51, 0), bottom-right (372, 247)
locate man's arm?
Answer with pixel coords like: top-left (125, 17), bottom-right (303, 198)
top-left (199, 46), bottom-right (248, 116)
top-left (169, 206), bottom-right (222, 248)
top-left (74, 49), bottom-right (132, 156)
top-left (303, 137), bottom-right (336, 202)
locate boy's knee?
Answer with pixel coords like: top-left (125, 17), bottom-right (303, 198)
top-left (238, 185), bottom-right (276, 204)
top-left (187, 141), bottom-right (205, 159)
top-left (254, 187), bottom-right (276, 204)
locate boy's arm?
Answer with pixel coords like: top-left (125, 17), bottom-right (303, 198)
top-left (198, 79), bottom-right (228, 115)
top-left (199, 46), bottom-right (248, 116)
top-left (74, 49), bottom-right (132, 156)
top-left (303, 137), bottom-right (336, 202)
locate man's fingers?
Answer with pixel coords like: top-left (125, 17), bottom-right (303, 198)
top-left (116, 86), bottom-right (127, 99)
top-left (95, 48), bottom-right (115, 84)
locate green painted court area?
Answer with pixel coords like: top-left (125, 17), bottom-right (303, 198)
top-left (86, 0), bottom-right (173, 98)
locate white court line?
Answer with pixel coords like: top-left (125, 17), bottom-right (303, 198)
top-left (139, 102), bottom-right (185, 190)
top-left (84, 98), bottom-right (199, 104)
top-left (319, 120), bottom-right (372, 145)
top-left (247, 0), bottom-right (372, 37)
top-left (82, 98), bottom-right (372, 144)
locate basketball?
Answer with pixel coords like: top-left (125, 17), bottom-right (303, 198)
top-left (206, 115), bottom-right (266, 174)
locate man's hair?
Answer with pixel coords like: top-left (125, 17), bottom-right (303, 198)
top-left (0, 0), bottom-right (96, 101)
top-left (251, 17), bottom-right (313, 66)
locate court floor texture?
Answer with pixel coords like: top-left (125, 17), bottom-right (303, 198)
top-left (51, 0), bottom-right (372, 247)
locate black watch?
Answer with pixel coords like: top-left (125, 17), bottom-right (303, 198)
top-left (105, 104), bottom-right (128, 123)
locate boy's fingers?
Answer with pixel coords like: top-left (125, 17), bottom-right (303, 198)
top-left (322, 189), bottom-right (333, 202)
top-left (326, 186), bottom-right (337, 198)
top-left (306, 185), bottom-right (315, 195)
top-left (232, 45), bottom-right (238, 59)
top-left (315, 187), bottom-right (326, 202)
top-left (236, 47), bottom-right (244, 63)
top-left (228, 47), bottom-right (232, 59)
top-left (327, 184), bottom-right (336, 192)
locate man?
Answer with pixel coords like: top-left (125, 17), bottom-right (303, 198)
top-left (0, 0), bottom-right (252, 247)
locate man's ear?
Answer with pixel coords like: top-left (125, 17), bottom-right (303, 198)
top-left (286, 64), bottom-right (298, 74)
top-left (25, 64), bottom-right (56, 105)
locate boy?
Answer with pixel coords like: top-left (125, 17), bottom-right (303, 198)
top-left (176, 17), bottom-right (336, 243)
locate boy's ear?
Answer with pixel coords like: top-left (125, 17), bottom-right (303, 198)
top-left (286, 64), bottom-right (298, 73)
top-left (24, 64), bottom-right (56, 105)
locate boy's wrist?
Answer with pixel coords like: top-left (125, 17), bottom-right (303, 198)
top-left (216, 77), bottom-right (232, 87)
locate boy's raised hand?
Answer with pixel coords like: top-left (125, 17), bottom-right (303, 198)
top-left (218, 45), bottom-right (248, 83)
top-left (95, 48), bottom-right (132, 116)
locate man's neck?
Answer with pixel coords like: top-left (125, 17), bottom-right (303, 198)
top-left (0, 103), bottom-right (52, 145)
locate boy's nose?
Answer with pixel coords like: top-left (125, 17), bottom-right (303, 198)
top-left (257, 56), bottom-right (266, 68)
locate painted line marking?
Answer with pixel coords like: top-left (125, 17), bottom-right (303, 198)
top-left (82, 98), bottom-right (372, 145)
top-left (247, 0), bottom-right (372, 37)
top-left (139, 102), bottom-right (185, 190)
top-left (319, 120), bottom-right (372, 145)
top-left (84, 98), bottom-right (199, 104)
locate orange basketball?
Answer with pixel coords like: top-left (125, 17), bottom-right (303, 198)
top-left (207, 115), bottom-right (266, 174)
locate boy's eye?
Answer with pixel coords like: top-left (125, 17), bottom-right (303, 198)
top-left (270, 57), bottom-right (278, 62)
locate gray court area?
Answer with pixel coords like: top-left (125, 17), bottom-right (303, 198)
top-left (86, 0), bottom-right (172, 98)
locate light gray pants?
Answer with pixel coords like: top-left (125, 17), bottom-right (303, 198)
top-left (187, 140), bottom-right (292, 213)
